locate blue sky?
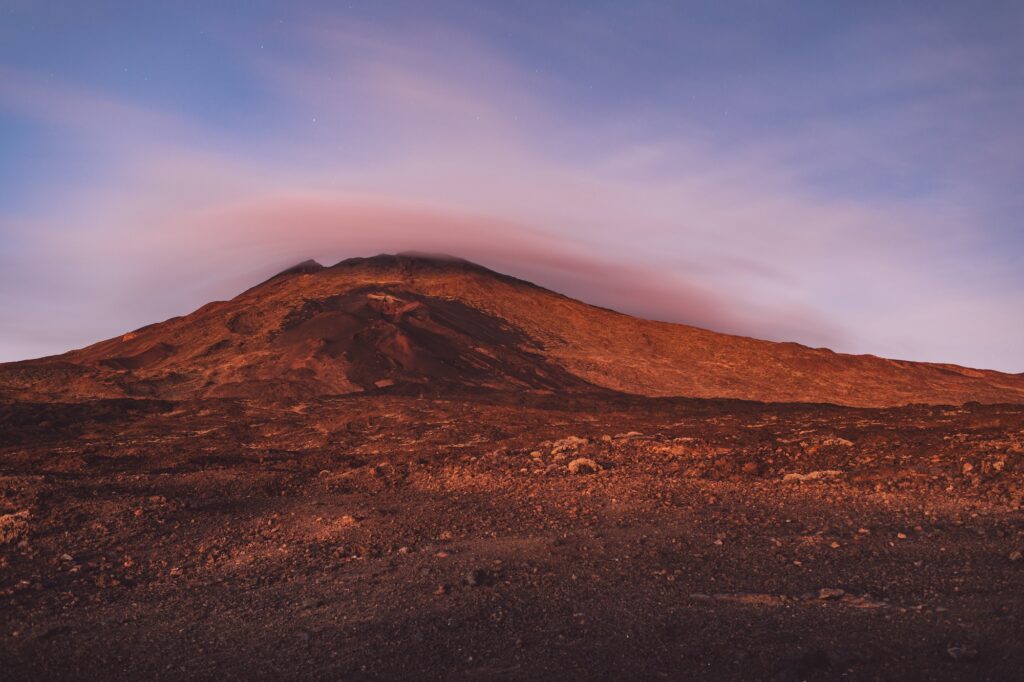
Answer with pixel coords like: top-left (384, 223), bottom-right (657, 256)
top-left (1, 1), bottom-right (1022, 370)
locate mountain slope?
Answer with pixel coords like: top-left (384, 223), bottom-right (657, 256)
top-left (3, 253), bottom-right (1023, 407)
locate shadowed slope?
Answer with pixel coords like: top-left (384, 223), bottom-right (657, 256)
top-left (2, 253), bottom-right (1023, 406)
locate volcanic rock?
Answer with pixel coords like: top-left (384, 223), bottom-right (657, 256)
top-left (4, 253), bottom-right (1024, 407)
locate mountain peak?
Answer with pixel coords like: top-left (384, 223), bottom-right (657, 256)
top-left (323, 253), bottom-right (543, 293)
top-left (3, 255), bottom-right (1024, 407)
top-left (329, 252), bottom-right (492, 275)
top-left (274, 259), bottom-right (325, 277)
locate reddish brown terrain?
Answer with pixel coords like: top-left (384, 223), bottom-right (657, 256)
top-left (1, 254), bottom-right (1023, 680)
top-left (3, 254), bottom-right (1024, 407)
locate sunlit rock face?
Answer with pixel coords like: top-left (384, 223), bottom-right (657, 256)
top-left (3, 253), bottom-right (1024, 407)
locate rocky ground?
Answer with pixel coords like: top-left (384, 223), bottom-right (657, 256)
top-left (1, 392), bottom-right (1023, 680)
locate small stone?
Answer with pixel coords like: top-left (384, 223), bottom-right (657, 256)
top-left (818, 587), bottom-right (845, 600)
top-left (529, 451), bottom-right (543, 459)
top-left (169, 567), bottom-right (183, 577)
top-left (830, 542), bottom-right (841, 549)
top-left (782, 470), bottom-right (844, 483)
top-left (0, 511), bottom-right (30, 545)
top-left (397, 546), bottom-right (412, 555)
top-left (465, 569), bottom-right (489, 587)
top-left (438, 530), bottom-right (454, 541)
top-left (897, 533), bottom-right (908, 540)
top-left (962, 462), bottom-right (974, 474)
top-left (1009, 550), bottom-right (1022, 562)
top-left (567, 458), bottom-right (601, 475)
top-left (946, 644), bottom-right (978, 661)
top-left (60, 553), bottom-right (73, 562)
top-left (741, 462), bottom-right (760, 475)
top-left (551, 436), bottom-right (589, 455)
top-left (434, 584), bottom-right (448, 596)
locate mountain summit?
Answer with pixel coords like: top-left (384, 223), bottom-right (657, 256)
top-left (3, 253), bottom-right (1023, 407)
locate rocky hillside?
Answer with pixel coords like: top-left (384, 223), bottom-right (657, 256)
top-left (2, 253), bottom-right (1023, 407)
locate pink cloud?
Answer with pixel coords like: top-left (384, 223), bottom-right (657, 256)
top-left (89, 191), bottom-right (822, 339)
top-left (1, 20), bottom-right (1021, 370)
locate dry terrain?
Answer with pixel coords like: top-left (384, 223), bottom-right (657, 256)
top-left (2, 394), bottom-right (1024, 680)
top-left (2, 256), bottom-right (1023, 680)
top-left (3, 254), bottom-right (1024, 407)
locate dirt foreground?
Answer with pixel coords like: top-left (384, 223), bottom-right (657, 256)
top-left (1, 392), bottom-right (1023, 680)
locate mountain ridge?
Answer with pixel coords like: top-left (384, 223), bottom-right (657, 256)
top-left (2, 253), bottom-right (1023, 407)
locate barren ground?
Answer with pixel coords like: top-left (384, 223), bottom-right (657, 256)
top-left (1, 392), bottom-right (1023, 680)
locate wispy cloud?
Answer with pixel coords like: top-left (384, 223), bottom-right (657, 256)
top-left (1, 7), bottom-right (1021, 370)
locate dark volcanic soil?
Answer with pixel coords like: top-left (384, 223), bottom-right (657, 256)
top-left (1, 391), bottom-right (1023, 680)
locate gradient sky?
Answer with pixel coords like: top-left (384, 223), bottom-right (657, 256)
top-left (2, 1), bottom-right (1023, 370)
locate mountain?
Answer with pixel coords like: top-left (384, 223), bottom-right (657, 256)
top-left (2, 253), bottom-right (1023, 407)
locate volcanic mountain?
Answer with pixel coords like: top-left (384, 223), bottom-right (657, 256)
top-left (3, 253), bottom-right (1023, 407)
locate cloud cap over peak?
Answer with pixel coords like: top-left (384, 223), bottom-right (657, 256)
top-left (0, 1), bottom-right (1022, 370)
